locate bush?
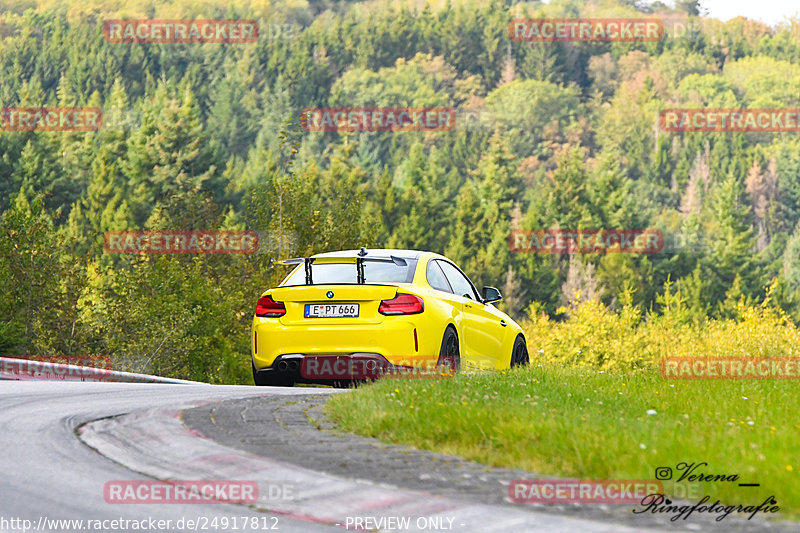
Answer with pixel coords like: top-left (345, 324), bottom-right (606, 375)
top-left (522, 280), bottom-right (800, 372)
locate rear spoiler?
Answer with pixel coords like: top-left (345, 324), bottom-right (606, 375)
top-left (269, 247), bottom-right (407, 284)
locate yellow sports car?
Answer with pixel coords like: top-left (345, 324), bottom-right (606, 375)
top-left (251, 248), bottom-right (528, 386)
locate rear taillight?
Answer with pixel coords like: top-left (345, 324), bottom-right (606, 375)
top-left (379, 293), bottom-right (424, 315)
top-left (255, 295), bottom-right (286, 317)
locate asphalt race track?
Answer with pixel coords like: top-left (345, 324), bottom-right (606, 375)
top-left (0, 381), bottom-right (341, 533)
top-left (0, 381), bottom-right (795, 533)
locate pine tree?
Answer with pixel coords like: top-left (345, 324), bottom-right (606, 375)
top-left (745, 159), bottom-right (778, 252)
top-left (44, 76), bottom-right (97, 216)
top-left (0, 192), bottom-right (65, 351)
top-left (66, 78), bottom-right (135, 257)
top-left (388, 142), bottom-right (456, 252)
top-left (703, 175), bottom-right (760, 314)
top-left (446, 134), bottom-right (519, 287)
top-left (525, 146), bottom-right (599, 230)
top-left (124, 81), bottom-right (217, 225)
top-left (207, 57), bottom-right (259, 159)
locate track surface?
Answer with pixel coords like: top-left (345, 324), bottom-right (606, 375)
top-left (0, 381), bottom-right (338, 533)
top-left (0, 381), bottom-right (794, 532)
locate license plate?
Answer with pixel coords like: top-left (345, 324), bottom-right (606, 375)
top-left (304, 303), bottom-right (359, 318)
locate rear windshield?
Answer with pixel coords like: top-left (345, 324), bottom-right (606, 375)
top-left (281, 259), bottom-right (416, 286)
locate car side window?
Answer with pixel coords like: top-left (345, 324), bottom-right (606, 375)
top-left (438, 261), bottom-right (479, 300)
top-left (427, 260), bottom-right (453, 293)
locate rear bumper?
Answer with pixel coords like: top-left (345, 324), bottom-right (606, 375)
top-left (254, 353), bottom-right (449, 385)
top-left (255, 353), bottom-right (387, 384)
top-left (252, 318), bottom-right (439, 372)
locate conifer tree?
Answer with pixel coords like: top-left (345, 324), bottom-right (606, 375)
top-left (124, 81), bottom-right (217, 225)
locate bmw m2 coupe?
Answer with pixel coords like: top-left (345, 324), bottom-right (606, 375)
top-left (251, 248), bottom-right (528, 386)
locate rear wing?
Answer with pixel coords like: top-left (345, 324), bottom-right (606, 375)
top-left (269, 248), bottom-right (408, 285)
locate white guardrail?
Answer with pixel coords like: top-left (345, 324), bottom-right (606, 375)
top-left (0, 357), bottom-right (197, 384)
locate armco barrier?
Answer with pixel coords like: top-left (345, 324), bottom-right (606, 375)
top-left (0, 357), bottom-right (197, 384)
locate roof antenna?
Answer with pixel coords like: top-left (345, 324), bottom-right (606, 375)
top-left (358, 247), bottom-right (368, 257)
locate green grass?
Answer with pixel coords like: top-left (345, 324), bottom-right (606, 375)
top-left (326, 365), bottom-right (799, 519)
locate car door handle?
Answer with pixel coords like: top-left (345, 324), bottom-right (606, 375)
top-left (500, 320), bottom-right (507, 327)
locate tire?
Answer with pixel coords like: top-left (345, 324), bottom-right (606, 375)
top-left (437, 326), bottom-right (460, 374)
top-left (252, 362), bottom-right (295, 387)
top-left (510, 335), bottom-right (529, 368)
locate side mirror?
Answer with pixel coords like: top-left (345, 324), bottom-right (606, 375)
top-left (482, 286), bottom-right (502, 303)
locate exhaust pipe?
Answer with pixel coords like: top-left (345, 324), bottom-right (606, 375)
top-left (288, 360), bottom-right (299, 372)
top-left (277, 360), bottom-right (289, 372)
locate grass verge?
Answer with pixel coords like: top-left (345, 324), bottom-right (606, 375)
top-left (326, 292), bottom-right (800, 520)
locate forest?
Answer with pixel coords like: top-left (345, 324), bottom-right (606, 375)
top-left (2, 0), bottom-right (800, 382)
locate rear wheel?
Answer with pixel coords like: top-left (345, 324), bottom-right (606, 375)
top-left (510, 335), bottom-right (529, 368)
top-left (437, 327), bottom-right (460, 374)
top-left (252, 362), bottom-right (294, 387)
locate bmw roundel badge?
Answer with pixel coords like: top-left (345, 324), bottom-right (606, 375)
top-left (326, 290), bottom-right (334, 299)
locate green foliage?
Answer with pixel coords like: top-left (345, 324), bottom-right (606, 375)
top-left (2, 0), bottom-right (800, 381)
top-left (483, 79), bottom-right (581, 158)
top-left (524, 279), bottom-right (800, 371)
